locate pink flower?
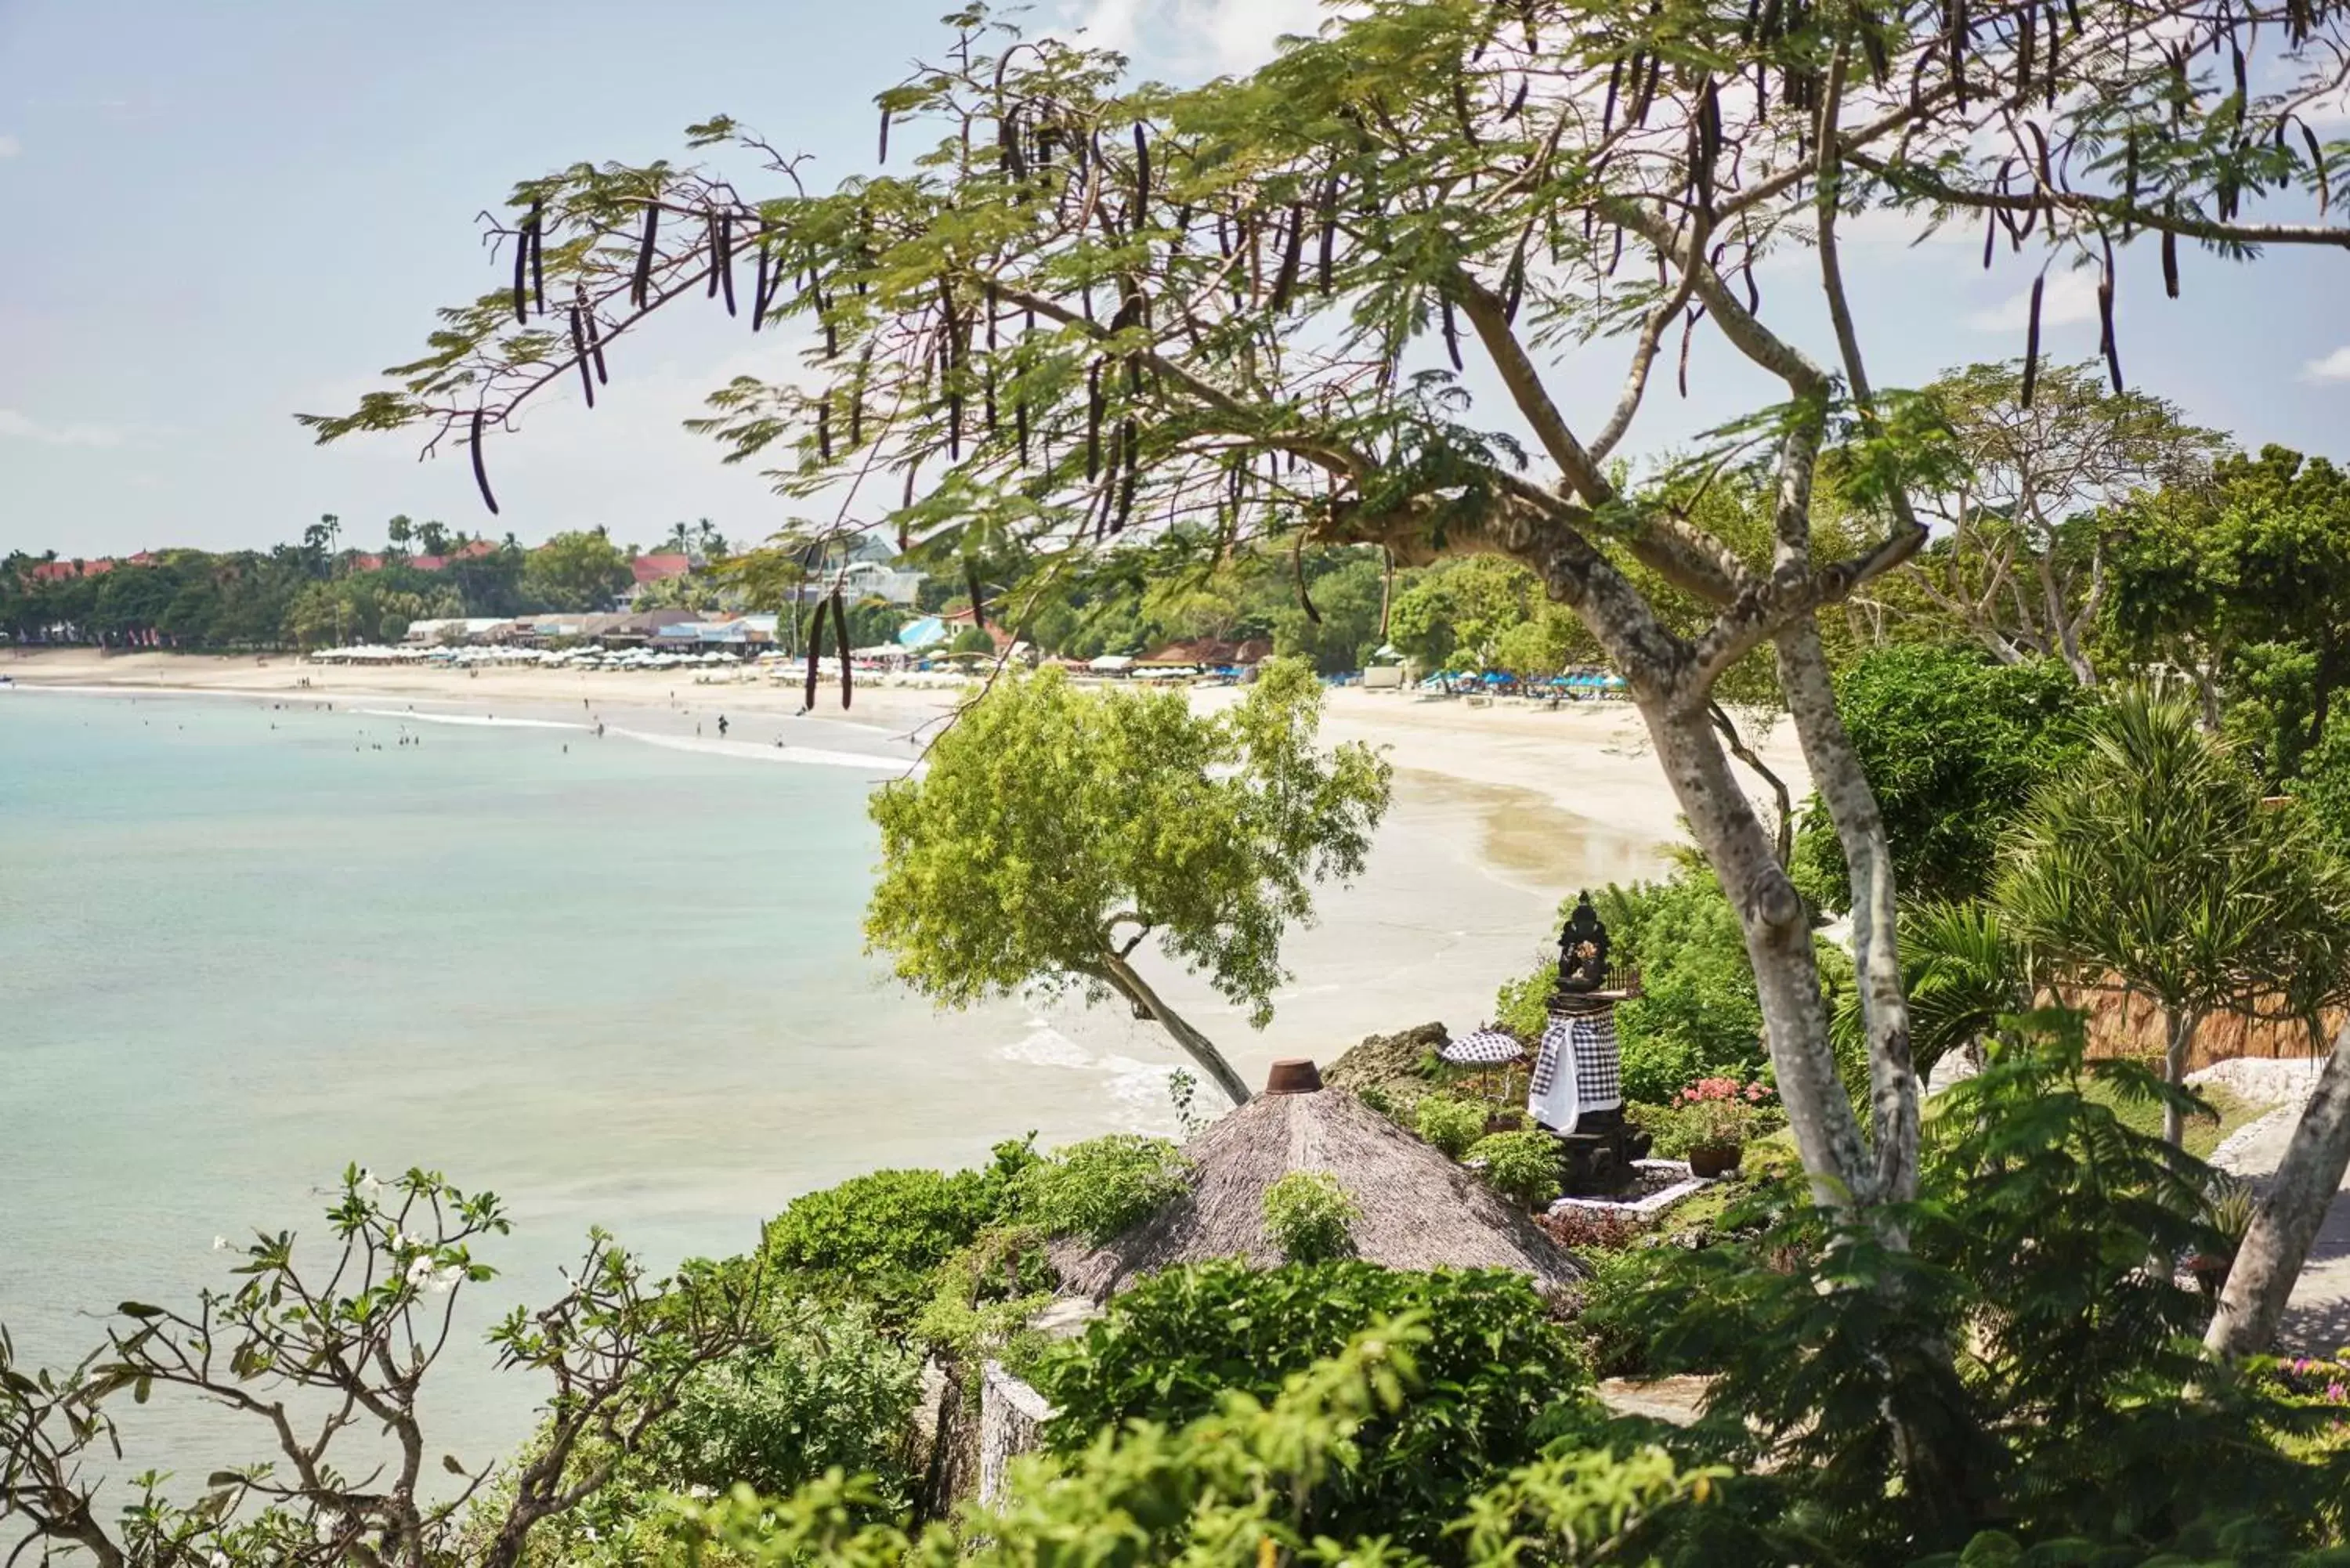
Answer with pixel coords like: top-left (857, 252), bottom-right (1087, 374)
top-left (2330, 1382), bottom-right (2346, 1404)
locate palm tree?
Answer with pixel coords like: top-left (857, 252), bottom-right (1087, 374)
top-left (1998, 688), bottom-right (2345, 1144)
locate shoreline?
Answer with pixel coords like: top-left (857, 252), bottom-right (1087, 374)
top-left (2, 648), bottom-right (1808, 862)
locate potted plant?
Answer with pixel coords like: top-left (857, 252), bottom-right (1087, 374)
top-left (1654, 1077), bottom-right (1775, 1177)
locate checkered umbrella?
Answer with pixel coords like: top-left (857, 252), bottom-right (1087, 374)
top-left (1441, 1028), bottom-right (1526, 1065)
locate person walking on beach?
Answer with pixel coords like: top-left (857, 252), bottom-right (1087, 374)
top-left (717, 714), bottom-right (729, 739)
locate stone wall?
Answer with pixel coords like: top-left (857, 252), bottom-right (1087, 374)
top-left (978, 1360), bottom-right (1054, 1505)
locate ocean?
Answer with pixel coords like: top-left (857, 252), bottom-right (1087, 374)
top-left (0, 686), bottom-right (1607, 1485)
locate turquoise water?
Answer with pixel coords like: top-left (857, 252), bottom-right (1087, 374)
top-left (0, 692), bottom-right (1148, 1475)
top-left (0, 686), bottom-right (1584, 1490)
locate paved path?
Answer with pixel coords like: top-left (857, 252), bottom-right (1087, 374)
top-left (2204, 1060), bottom-right (2350, 1355)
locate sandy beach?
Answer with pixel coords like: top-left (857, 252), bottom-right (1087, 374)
top-left (2, 647), bottom-right (1809, 866)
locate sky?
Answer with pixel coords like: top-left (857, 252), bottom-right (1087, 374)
top-left (2, 0), bottom-right (2346, 561)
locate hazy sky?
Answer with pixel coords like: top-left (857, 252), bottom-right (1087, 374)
top-left (3, 0), bottom-right (2345, 560)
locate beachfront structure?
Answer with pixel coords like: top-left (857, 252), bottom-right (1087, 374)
top-left (1050, 1058), bottom-right (1585, 1301)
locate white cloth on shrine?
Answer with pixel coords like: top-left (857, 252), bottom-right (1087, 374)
top-left (1528, 1017), bottom-right (1581, 1130)
top-left (1527, 1013), bottom-right (1624, 1129)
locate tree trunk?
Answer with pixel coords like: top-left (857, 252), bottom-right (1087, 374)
top-left (1778, 624), bottom-right (1921, 1203)
top-left (1644, 698), bottom-right (1878, 1206)
top-left (2161, 1007), bottom-right (2204, 1148)
top-left (2207, 1015), bottom-right (2350, 1359)
top-left (1098, 949), bottom-right (1253, 1106)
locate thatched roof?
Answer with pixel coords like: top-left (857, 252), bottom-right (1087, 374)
top-left (1050, 1075), bottom-right (1586, 1300)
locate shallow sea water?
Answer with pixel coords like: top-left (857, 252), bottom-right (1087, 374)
top-left (0, 687), bottom-right (1647, 1485)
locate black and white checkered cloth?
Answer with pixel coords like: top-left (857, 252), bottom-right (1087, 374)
top-left (1531, 1015), bottom-right (1623, 1111)
top-left (1441, 1028), bottom-right (1526, 1065)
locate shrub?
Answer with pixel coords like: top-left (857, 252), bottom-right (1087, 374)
top-left (1030, 1259), bottom-right (1589, 1554)
top-left (1645, 1077), bottom-right (1778, 1158)
top-left (1009, 1134), bottom-right (1190, 1242)
top-left (757, 1137), bottom-right (1038, 1323)
top-left (1415, 1093), bottom-right (1488, 1158)
top-left (1468, 1129), bottom-right (1563, 1211)
top-left (1535, 1206), bottom-right (1651, 1253)
top-left (1261, 1171), bottom-right (1358, 1263)
top-left (644, 1300), bottom-right (922, 1508)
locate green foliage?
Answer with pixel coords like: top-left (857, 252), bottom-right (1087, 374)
top-left (1385, 556), bottom-right (1596, 674)
top-left (1006, 1134), bottom-right (1191, 1243)
top-left (945, 623), bottom-right (996, 655)
top-left (1789, 646), bottom-right (2092, 911)
top-left (1414, 1093), bottom-right (1489, 1160)
top-left (1583, 1009), bottom-right (2350, 1563)
top-left (1030, 1261), bottom-right (1592, 1555)
top-left (1260, 1172), bottom-right (1359, 1263)
top-left (865, 660), bottom-right (1392, 1100)
top-left (2292, 722), bottom-right (2350, 858)
top-left (674, 1317), bottom-right (1712, 1567)
top-left (1998, 688), bottom-right (2350, 1097)
top-left (1467, 1129), bottom-right (1564, 1211)
top-left (638, 1300), bottom-right (920, 1512)
top-left (757, 1138), bottom-right (1037, 1324)
top-left (519, 527), bottom-right (634, 612)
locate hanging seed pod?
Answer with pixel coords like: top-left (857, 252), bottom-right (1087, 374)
top-left (1112, 423), bottom-right (1138, 533)
top-left (1316, 171), bottom-right (1339, 294)
top-left (1133, 123), bottom-right (1152, 230)
top-left (965, 562), bottom-right (987, 630)
top-left (1452, 76), bottom-right (1480, 146)
top-left (567, 305), bottom-right (597, 410)
top-left (2044, 2), bottom-right (2059, 106)
top-left (2021, 275), bottom-right (2044, 406)
top-left (1086, 363), bottom-right (1104, 481)
top-left (751, 237), bottom-right (770, 333)
top-left (1293, 532), bottom-right (1321, 624)
top-left (804, 605), bottom-right (822, 710)
top-left (469, 407), bottom-right (499, 515)
top-left (631, 201), bottom-right (660, 309)
top-left (833, 591), bottom-right (852, 708)
top-left (1016, 395), bottom-right (1029, 466)
top-left (718, 217), bottom-right (737, 316)
top-left (1502, 244), bottom-right (1526, 323)
top-left (1601, 58), bottom-right (1622, 135)
top-left (984, 361), bottom-right (998, 438)
top-left (1270, 205), bottom-right (1304, 311)
top-left (1678, 307), bottom-right (1698, 396)
top-left (2097, 245), bottom-right (2122, 392)
top-left (877, 106), bottom-right (891, 164)
top-left (2162, 225), bottom-right (2180, 297)
top-left (1440, 297), bottom-right (1464, 372)
top-left (851, 347), bottom-right (870, 446)
top-left (985, 280), bottom-right (1000, 352)
top-left (2306, 123), bottom-right (2332, 215)
top-left (817, 396), bottom-right (832, 461)
top-left (579, 288), bottom-right (609, 385)
top-left (528, 201), bottom-right (545, 317)
top-left (511, 220), bottom-right (530, 327)
top-left (1983, 209), bottom-right (1998, 269)
top-left (1505, 78), bottom-right (1529, 118)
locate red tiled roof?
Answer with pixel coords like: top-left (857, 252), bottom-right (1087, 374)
top-left (631, 553), bottom-right (693, 585)
top-left (29, 558), bottom-right (114, 582)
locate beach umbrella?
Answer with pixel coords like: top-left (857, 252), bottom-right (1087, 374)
top-left (1440, 1028), bottom-right (1527, 1104)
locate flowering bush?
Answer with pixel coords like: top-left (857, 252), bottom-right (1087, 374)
top-left (1647, 1078), bottom-right (1777, 1157)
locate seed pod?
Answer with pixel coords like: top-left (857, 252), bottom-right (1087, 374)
top-left (851, 346), bottom-right (870, 446)
top-left (1270, 205), bottom-right (1304, 311)
top-left (631, 201), bottom-right (660, 309)
top-left (1293, 532), bottom-right (1321, 625)
top-left (529, 201), bottom-right (545, 317)
top-left (2306, 123), bottom-right (2331, 215)
top-left (1600, 57), bottom-right (1622, 135)
top-left (1440, 297), bottom-right (1464, 372)
top-left (1983, 209), bottom-right (1998, 269)
top-left (568, 305), bottom-right (596, 410)
top-left (878, 106), bottom-right (891, 164)
top-left (511, 221), bottom-right (530, 327)
top-left (2097, 245), bottom-right (2122, 392)
top-left (1316, 172), bottom-right (1339, 294)
top-left (2021, 275), bottom-right (2044, 406)
top-left (2043, 3), bottom-right (2059, 106)
top-left (1505, 78), bottom-right (1528, 118)
top-left (985, 280), bottom-right (1000, 352)
top-left (1452, 75), bottom-right (1480, 146)
top-left (966, 562), bottom-right (986, 630)
top-left (2162, 226), bottom-right (2180, 297)
top-left (817, 395), bottom-right (832, 461)
top-left (1085, 363), bottom-right (1103, 481)
top-left (1133, 123), bottom-right (1152, 229)
top-left (804, 604), bottom-right (822, 710)
top-left (578, 288), bottom-right (609, 385)
top-left (985, 363), bottom-right (998, 437)
top-left (717, 216), bottom-right (736, 317)
top-left (1016, 396), bottom-right (1029, 465)
top-left (751, 235), bottom-right (770, 333)
top-left (1678, 307), bottom-right (1697, 397)
top-left (833, 591), bottom-right (852, 708)
top-left (1112, 456), bottom-right (1137, 534)
top-left (469, 408), bottom-right (499, 515)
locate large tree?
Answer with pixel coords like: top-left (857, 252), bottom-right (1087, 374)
top-left (864, 659), bottom-right (1392, 1105)
top-left (1895, 360), bottom-right (2223, 685)
top-left (309, 0), bottom-right (2350, 1221)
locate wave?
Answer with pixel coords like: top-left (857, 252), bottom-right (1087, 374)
top-left (353, 709), bottom-right (586, 732)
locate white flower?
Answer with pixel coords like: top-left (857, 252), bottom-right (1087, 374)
top-left (404, 1256), bottom-right (436, 1288)
top-left (428, 1265), bottom-right (463, 1295)
top-left (359, 1169), bottom-right (385, 1194)
top-left (212, 1235), bottom-right (229, 1252)
top-left (389, 1230), bottom-right (407, 1252)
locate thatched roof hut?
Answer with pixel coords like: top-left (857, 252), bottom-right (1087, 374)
top-left (1050, 1059), bottom-right (1585, 1300)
